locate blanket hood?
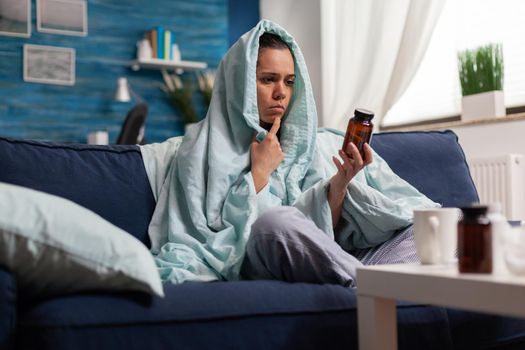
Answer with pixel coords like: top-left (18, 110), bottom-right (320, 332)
top-left (146, 20), bottom-right (319, 283)
top-left (181, 19), bottom-right (318, 227)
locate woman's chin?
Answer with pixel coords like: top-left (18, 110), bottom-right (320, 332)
top-left (263, 113), bottom-right (283, 123)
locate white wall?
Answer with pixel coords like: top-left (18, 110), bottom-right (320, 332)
top-left (260, 0), bottom-right (323, 122)
top-left (452, 120), bottom-right (525, 159)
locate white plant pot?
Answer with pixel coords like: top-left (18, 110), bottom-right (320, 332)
top-left (461, 90), bottom-right (505, 122)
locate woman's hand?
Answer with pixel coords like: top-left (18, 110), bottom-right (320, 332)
top-left (251, 117), bottom-right (284, 192)
top-left (328, 142), bottom-right (373, 226)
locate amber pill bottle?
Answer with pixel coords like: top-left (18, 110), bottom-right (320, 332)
top-left (458, 205), bottom-right (493, 273)
top-left (342, 108), bottom-right (374, 159)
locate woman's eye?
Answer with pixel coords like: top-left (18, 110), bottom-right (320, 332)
top-left (287, 80), bottom-right (295, 86)
top-left (261, 77), bottom-right (273, 83)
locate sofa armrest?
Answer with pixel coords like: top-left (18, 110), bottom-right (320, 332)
top-left (0, 266), bottom-right (16, 349)
top-left (372, 130), bottom-right (479, 208)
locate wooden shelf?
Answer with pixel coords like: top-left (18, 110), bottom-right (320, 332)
top-left (130, 58), bottom-right (207, 72)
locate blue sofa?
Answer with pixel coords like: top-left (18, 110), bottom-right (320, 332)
top-left (1, 130), bottom-right (525, 349)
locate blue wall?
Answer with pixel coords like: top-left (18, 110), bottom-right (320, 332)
top-left (0, 0), bottom-right (228, 143)
top-left (228, 0), bottom-right (260, 46)
top-left (0, 0), bottom-right (261, 143)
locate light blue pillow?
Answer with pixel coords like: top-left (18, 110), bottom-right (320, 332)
top-left (0, 182), bottom-right (164, 298)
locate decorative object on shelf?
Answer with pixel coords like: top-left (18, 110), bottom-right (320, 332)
top-left (36, 0), bottom-right (88, 36)
top-left (161, 70), bottom-right (198, 125)
top-left (137, 38), bottom-right (152, 61)
top-left (172, 44), bottom-right (181, 62)
top-left (23, 44), bottom-right (75, 86)
top-left (0, 0), bottom-right (31, 38)
top-left (458, 43), bottom-right (505, 121)
top-left (197, 70), bottom-right (216, 107)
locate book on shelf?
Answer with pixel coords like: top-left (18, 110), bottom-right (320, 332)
top-left (156, 26), bottom-right (164, 59)
top-left (146, 29), bottom-right (157, 59)
top-left (140, 27), bottom-right (181, 62)
top-left (164, 30), bottom-right (170, 60)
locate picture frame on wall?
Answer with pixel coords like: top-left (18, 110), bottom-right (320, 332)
top-left (37, 0), bottom-right (88, 36)
top-left (23, 44), bottom-right (76, 86)
top-left (0, 0), bottom-right (31, 38)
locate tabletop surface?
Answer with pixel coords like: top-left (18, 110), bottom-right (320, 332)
top-left (356, 263), bottom-right (525, 318)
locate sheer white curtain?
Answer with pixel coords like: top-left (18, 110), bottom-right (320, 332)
top-left (321, 0), bottom-right (445, 130)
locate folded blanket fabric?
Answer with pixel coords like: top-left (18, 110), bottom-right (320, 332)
top-left (140, 19), bottom-right (438, 285)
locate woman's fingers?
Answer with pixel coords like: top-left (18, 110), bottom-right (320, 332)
top-left (268, 117), bottom-right (281, 136)
top-left (332, 156), bottom-right (345, 173)
top-left (363, 143), bottom-right (373, 165)
top-left (345, 142), bottom-right (364, 168)
top-left (338, 149), bottom-right (354, 175)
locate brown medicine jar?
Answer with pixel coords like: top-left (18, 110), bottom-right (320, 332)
top-left (342, 108), bottom-right (374, 159)
top-left (458, 205), bottom-right (493, 273)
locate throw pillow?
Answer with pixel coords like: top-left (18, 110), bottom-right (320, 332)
top-left (0, 182), bottom-right (164, 298)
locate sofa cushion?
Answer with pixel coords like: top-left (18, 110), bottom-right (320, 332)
top-left (0, 182), bottom-right (163, 298)
top-left (447, 309), bottom-right (525, 349)
top-left (17, 281), bottom-right (453, 350)
top-left (372, 130), bottom-right (479, 208)
top-left (0, 137), bottom-right (156, 246)
top-left (0, 266), bottom-right (16, 350)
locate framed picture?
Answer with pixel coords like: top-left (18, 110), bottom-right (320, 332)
top-left (37, 0), bottom-right (87, 36)
top-left (0, 0), bottom-right (31, 38)
top-left (23, 44), bottom-right (76, 86)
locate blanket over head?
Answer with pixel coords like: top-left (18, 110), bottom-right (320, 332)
top-left (141, 20), bottom-right (438, 284)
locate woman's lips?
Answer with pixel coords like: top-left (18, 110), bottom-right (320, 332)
top-left (269, 106), bottom-right (285, 112)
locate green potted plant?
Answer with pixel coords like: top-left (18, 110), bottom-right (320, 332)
top-left (161, 70), bottom-right (216, 134)
top-left (196, 70), bottom-right (215, 108)
top-left (457, 43), bottom-right (505, 121)
top-left (161, 71), bottom-right (198, 132)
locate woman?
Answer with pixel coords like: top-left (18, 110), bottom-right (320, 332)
top-left (250, 32), bottom-right (371, 226)
top-left (142, 20), bottom-right (438, 287)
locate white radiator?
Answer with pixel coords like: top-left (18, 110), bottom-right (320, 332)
top-left (468, 154), bottom-right (525, 221)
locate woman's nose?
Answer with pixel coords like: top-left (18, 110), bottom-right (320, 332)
top-left (273, 82), bottom-right (286, 100)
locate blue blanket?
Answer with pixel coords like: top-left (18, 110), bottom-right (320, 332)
top-left (140, 20), bottom-right (438, 284)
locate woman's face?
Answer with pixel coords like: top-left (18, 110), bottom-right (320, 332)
top-left (256, 47), bottom-right (295, 128)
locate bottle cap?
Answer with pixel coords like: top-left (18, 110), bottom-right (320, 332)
top-left (460, 204), bottom-right (488, 218)
top-left (354, 108), bottom-right (374, 120)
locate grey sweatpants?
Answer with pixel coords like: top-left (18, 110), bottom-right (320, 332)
top-left (241, 206), bottom-right (419, 287)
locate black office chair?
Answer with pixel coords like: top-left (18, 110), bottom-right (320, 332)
top-left (116, 103), bottom-right (148, 145)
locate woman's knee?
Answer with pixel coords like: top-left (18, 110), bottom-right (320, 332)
top-left (251, 206), bottom-right (304, 237)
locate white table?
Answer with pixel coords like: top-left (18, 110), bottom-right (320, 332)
top-left (356, 263), bottom-right (525, 350)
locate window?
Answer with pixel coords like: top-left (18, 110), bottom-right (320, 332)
top-left (382, 0), bottom-right (525, 128)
